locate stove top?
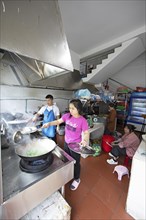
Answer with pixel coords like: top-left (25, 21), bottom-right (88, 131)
top-left (1, 143), bottom-right (72, 202)
top-left (19, 153), bottom-right (54, 173)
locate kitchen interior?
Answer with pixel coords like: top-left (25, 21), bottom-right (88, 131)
top-left (0, 1), bottom-right (146, 220)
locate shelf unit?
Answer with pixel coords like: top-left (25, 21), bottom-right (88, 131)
top-left (115, 92), bottom-right (131, 125)
top-left (126, 92), bottom-right (146, 132)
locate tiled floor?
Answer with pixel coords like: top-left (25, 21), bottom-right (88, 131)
top-left (56, 125), bottom-right (140, 220)
top-left (64, 150), bottom-right (134, 220)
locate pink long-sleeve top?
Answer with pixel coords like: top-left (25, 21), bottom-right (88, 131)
top-left (118, 132), bottom-right (140, 157)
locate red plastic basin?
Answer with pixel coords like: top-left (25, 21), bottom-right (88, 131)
top-left (101, 135), bottom-right (115, 152)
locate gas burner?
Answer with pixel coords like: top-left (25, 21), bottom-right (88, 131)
top-left (19, 153), bottom-right (54, 173)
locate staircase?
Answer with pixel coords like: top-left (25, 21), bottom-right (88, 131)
top-left (80, 47), bottom-right (119, 77)
top-left (82, 37), bottom-right (145, 84)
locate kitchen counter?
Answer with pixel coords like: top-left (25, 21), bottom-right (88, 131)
top-left (0, 143), bottom-right (74, 220)
top-left (126, 139), bottom-right (146, 220)
top-left (89, 122), bottom-right (105, 140)
top-left (2, 145), bottom-right (65, 201)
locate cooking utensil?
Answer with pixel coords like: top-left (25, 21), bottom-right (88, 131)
top-left (68, 143), bottom-right (96, 155)
top-left (104, 141), bottom-right (113, 148)
top-left (13, 131), bottom-right (23, 143)
top-left (13, 126), bottom-right (43, 143)
top-left (21, 126), bottom-right (42, 134)
top-left (105, 141), bottom-right (119, 148)
top-left (15, 138), bottom-right (56, 162)
top-left (81, 146), bottom-right (96, 155)
top-left (68, 143), bottom-right (81, 154)
top-left (12, 129), bottom-right (33, 144)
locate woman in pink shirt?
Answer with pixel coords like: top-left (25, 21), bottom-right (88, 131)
top-left (42, 99), bottom-right (89, 190)
top-left (107, 124), bottom-right (140, 165)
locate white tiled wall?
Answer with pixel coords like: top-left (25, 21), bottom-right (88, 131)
top-left (0, 85), bottom-right (73, 115)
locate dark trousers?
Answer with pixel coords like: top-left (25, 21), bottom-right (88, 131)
top-left (111, 145), bottom-right (126, 158)
top-left (104, 128), bottom-right (114, 136)
top-left (64, 142), bottom-right (81, 180)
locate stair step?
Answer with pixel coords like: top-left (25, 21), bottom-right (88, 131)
top-left (82, 37), bottom-right (145, 83)
top-left (80, 46), bottom-right (121, 77)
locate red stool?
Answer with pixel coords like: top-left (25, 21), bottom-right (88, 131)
top-left (123, 155), bottom-right (132, 167)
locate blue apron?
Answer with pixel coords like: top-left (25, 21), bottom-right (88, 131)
top-left (42, 108), bottom-right (56, 138)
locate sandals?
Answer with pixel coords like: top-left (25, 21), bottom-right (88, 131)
top-left (70, 179), bottom-right (81, 190)
top-left (107, 158), bottom-right (118, 165)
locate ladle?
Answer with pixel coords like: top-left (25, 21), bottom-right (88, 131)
top-left (13, 127), bottom-right (42, 144)
top-left (13, 131), bottom-right (23, 143)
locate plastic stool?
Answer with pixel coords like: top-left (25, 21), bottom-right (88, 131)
top-left (113, 165), bottom-right (129, 181)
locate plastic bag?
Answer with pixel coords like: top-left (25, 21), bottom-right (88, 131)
top-left (74, 89), bottom-right (91, 99)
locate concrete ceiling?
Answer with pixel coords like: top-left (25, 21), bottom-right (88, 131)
top-left (58, 0), bottom-right (146, 58)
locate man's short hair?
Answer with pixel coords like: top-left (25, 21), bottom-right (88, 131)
top-left (45, 94), bottom-right (53, 100)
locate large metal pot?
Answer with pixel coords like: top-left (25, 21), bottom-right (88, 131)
top-left (15, 138), bottom-right (56, 162)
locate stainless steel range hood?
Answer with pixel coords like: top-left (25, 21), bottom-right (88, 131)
top-left (0, 50), bottom-right (97, 92)
top-left (0, 0), bottom-right (97, 92)
top-left (0, 0), bottom-right (73, 78)
top-left (0, 50), bottom-right (65, 84)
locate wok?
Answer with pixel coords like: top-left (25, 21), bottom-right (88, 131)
top-left (68, 143), bottom-right (96, 155)
top-left (15, 138), bottom-right (56, 162)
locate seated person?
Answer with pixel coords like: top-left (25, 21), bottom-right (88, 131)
top-left (107, 124), bottom-right (140, 165)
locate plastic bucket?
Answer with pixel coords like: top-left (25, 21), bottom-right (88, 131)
top-left (101, 135), bottom-right (115, 152)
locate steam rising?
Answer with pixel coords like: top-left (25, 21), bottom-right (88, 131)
top-left (0, 111), bottom-right (34, 145)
